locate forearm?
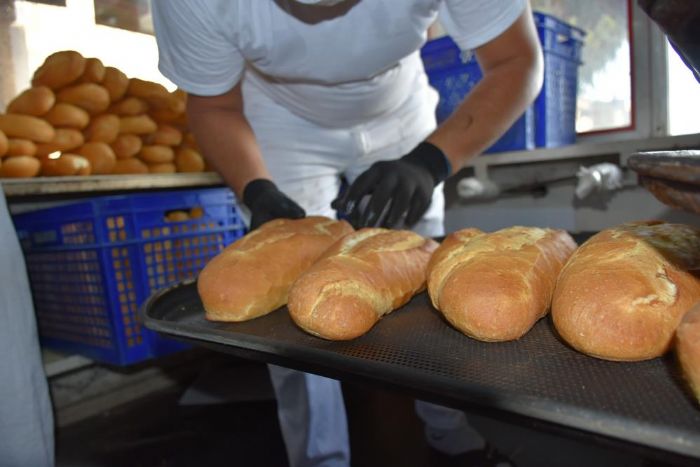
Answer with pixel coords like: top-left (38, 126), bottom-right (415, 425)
top-left (186, 90), bottom-right (269, 199)
top-left (427, 5), bottom-right (544, 172)
top-left (426, 55), bottom-right (542, 169)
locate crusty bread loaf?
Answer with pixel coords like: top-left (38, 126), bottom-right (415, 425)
top-left (427, 226), bottom-right (577, 342)
top-left (0, 114), bottom-right (55, 143)
top-left (7, 87), bottom-right (55, 116)
top-left (44, 103), bottom-right (90, 129)
top-left (676, 303), bottom-right (700, 403)
top-left (199, 217), bottom-right (353, 322)
top-left (288, 228), bottom-right (438, 340)
top-left (552, 221), bottom-right (700, 361)
top-left (32, 50), bottom-right (86, 89)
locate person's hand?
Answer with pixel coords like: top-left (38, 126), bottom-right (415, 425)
top-left (332, 142), bottom-right (451, 228)
top-left (243, 179), bottom-right (306, 230)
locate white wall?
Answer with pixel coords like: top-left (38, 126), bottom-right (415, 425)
top-left (9, 0), bottom-right (173, 98)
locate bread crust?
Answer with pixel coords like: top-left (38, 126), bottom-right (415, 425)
top-left (288, 228), bottom-right (438, 340)
top-left (676, 303), bottom-right (700, 403)
top-left (427, 227), bottom-right (577, 342)
top-left (199, 217), bottom-right (353, 322)
top-left (552, 221), bottom-right (700, 361)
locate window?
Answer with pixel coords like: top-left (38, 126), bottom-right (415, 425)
top-left (530, 0), bottom-right (633, 134)
top-left (667, 40), bottom-right (700, 136)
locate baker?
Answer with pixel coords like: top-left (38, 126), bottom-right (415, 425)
top-left (151, 0), bottom-right (543, 465)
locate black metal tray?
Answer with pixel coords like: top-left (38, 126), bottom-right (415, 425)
top-left (143, 280), bottom-right (700, 462)
top-left (628, 150), bottom-right (700, 214)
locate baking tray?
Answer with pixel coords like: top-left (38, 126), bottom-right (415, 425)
top-left (143, 280), bottom-right (700, 462)
top-left (628, 150), bottom-right (700, 214)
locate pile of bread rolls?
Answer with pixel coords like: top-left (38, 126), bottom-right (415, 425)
top-left (0, 50), bottom-right (207, 178)
top-left (196, 218), bottom-right (700, 403)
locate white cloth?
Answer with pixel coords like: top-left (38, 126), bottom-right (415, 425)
top-left (0, 192), bottom-right (54, 467)
top-left (151, 0), bottom-right (526, 126)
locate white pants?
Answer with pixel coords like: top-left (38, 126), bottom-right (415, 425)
top-left (244, 78), bottom-right (477, 467)
top-left (0, 192), bottom-right (54, 467)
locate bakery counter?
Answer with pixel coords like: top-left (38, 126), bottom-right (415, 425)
top-left (143, 279), bottom-right (700, 466)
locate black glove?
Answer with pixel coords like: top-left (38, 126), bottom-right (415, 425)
top-left (332, 142), bottom-right (451, 228)
top-left (243, 179), bottom-right (306, 230)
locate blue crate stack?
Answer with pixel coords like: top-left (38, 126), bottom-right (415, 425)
top-left (13, 187), bottom-right (247, 366)
top-left (420, 11), bottom-right (585, 152)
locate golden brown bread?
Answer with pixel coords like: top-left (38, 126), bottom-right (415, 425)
top-left (0, 114), bottom-right (55, 143)
top-left (138, 145), bottom-right (174, 164)
top-left (7, 87), bottom-right (55, 116)
top-left (552, 221), bottom-right (700, 361)
top-left (57, 83), bottom-right (111, 115)
top-left (427, 227), bottom-right (577, 342)
top-left (102, 67), bottom-right (129, 101)
top-left (119, 115), bottom-right (157, 135)
top-left (40, 154), bottom-right (91, 176)
top-left (0, 130), bottom-right (7, 157)
top-left (111, 158), bottom-right (149, 174)
top-left (0, 156), bottom-right (41, 178)
top-left (110, 97), bottom-right (149, 116)
top-left (35, 129), bottom-right (84, 156)
top-left (175, 147), bottom-right (205, 173)
top-left (110, 134), bottom-right (142, 159)
top-left (84, 114), bottom-right (120, 143)
top-left (76, 142), bottom-right (116, 174)
top-left (199, 217), bottom-right (353, 322)
top-left (288, 228), bottom-right (438, 340)
top-left (32, 51), bottom-right (86, 89)
top-left (78, 58), bottom-right (106, 83)
top-left (44, 103), bottom-right (90, 129)
top-left (6, 139), bottom-right (36, 157)
top-left (676, 303), bottom-right (700, 403)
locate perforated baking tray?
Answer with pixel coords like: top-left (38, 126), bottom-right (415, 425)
top-left (143, 280), bottom-right (700, 462)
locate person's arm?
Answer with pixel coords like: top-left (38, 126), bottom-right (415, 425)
top-left (428, 2), bottom-right (543, 169)
top-left (334, 6), bottom-right (543, 228)
top-left (187, 83), bottom-right (305, 229)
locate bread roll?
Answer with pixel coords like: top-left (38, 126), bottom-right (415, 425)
top-left (127, 78), bottom-right (184, 113)
top-left (84, 114), bottom-right (120, 143)
top-left (78, 58), bottom-right (106, 83)
top-left (148, 162), bottom-right (177, 174)
top-left (110, 134), bottom-right (142, 159)
top-left (35, 128), bottom-right (84, 156)
top-left (677, 303), bottom-right (700, 403)
top-left (145, 124), bottom-right (183, 146)
top-left (138, 145), bottom-right (174, 164)
top-left (427, 227), bottom-right (577, 342)
top-left (32, 50), bottom-right (86, 89)
top-left (40, 153), bottom-right (91, 176)
top-left (57, 83), bottom-right (110, 115)
top-left (199, 217), bottom-right (353, 322)
top-left (0, 156), bottom-right (41, 178)
top-left (76, 142), bottom-right (116, 174)
top-left (7, 87), bottom-right (56, 116)
top-left (0, 130), bottom-right (8, 157)
top-left (44, 103), bottom-right (90, 129)
top-left (111, 158), bottom-right (148, 174)
top-left (0, 114), bottom-right (55, 143)
top-left (175, 147), bottom-right (205, 173)
top-left (119, 115), bottom-right (157, 135)
top-left (110, 97), bottom-right (149, 116)
top-left (288, 228), bottom-right (437, 340)
top-left (102, 67), bottom-right (129, 101)
top-left (552, 221), bottom-right (700, 361)
top-left (6, 139), bottom-right (37, 157)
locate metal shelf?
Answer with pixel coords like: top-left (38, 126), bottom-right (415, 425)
top-left (1, 173), bottom-right (224, 197)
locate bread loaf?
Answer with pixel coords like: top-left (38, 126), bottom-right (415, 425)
top-left (110, 134), bottom-right (142, 159)
top-left (289, 228), bottom-right (438, 340)
top-left (44, 103), bottom-right (90, 129)
top-left (148, 162), bottom-right (177, 174)
top-left (119, 115), bottom-right (157, 135)
top-left (175, 147), bottom-right (205, 172)
top-left (111, 158), bottom-right (149, 174)
top-left (84, 114), bottom-right (120, 143)
top-left (110, 97), bottom-right (149, 116)
top-left (6, 139), bottom-right (37, 157)
top-left (57, 83), bottom-right (111, 115)
top-left (0, 114), bottom-right (55, 143)
top-left (102, 67), bottom-right (129, 101)
top-left (7, 87), bottom-right (55, 116)
top-left (79, 58), bottom-right (106, 83)
top-left (199, 217), bottom-right (353, 322)
top-left (0, 156), bottom-right (41, 178)
top-left (35, 128), bottom-right (84, 156)
top-left (552, 221), bottom-right (700, 361)
top-left (40, 154), bottom-right (91, 176)
top-left (676, 303), bottom-right (700, 403)
top-left (76, 142), bottom-right (116, 174)
top-left (138, 145), bottom-right (174, 163)
top-left (427, 227), bottom-right (577, 342)
top-left (145, 124), bottom-right (183, 146)
top-left (32, 51), bottom-right (86, 89)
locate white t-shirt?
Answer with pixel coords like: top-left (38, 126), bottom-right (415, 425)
top-left (151, 0), bottom-right (526, 127)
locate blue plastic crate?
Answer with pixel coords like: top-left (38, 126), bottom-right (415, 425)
top-left (12, 188), bottom-right (246, 366)
top-left (420, 11), bottom-right (584, 152)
